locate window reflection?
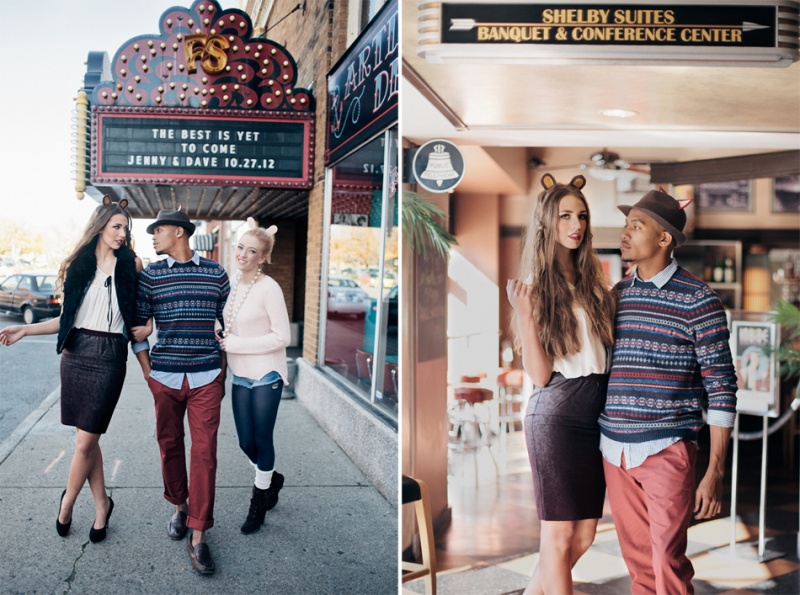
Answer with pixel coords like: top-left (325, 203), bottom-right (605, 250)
top-left (324, 128), bottom-right (398, 416)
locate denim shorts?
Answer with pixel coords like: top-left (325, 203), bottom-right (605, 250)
top-left (231, 370), bottom-right (282, 389)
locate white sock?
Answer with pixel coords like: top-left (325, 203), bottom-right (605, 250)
top-left (254, 468), bottom-right (274, 490)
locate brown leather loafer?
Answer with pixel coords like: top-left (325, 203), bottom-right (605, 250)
top-left (167, 510), bottom-right (188, 540)
top-left (186, 538), bottom-right (215, 575)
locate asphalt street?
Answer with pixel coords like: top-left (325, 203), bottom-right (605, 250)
top-left (0, 315), bottom-right (61, 442)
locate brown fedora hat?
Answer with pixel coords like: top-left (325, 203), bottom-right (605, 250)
top-left (146, 209), bottom-right (196, 236)
top-left (618, 189), bottom-right (687, 247)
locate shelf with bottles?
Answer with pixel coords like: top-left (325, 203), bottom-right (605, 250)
top-left (674, 240), bottom-right (742, 309)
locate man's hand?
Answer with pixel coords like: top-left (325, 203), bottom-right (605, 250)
top-left (694, 469), bottom-right (723, 519)
top-left (134, 349), bottom-right (151, 381)
top-left (694, 425), bottom-right (732, 520)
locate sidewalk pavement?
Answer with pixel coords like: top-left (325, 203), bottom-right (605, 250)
top-left (0, 365), bottom-right (398, 594)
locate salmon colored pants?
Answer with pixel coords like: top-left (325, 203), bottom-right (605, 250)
top-left (603, 440), bottom-right (697, 595)
top-left (149, 373), bottom-right (223, 532)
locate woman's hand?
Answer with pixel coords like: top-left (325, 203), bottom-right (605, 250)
top-left (506, 279), bottom-right (533, 317)
top-left (0, 325), bottom-right (26, 346)
top-left (131, 319), bottom-right (153, 343)
top-left (216, 329), bottom-right (228, 351)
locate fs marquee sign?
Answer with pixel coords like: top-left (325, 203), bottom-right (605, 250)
top-left (326, 0), bottom-right (398, 165)
top-left (417, 1), bottom-right (800, 67)
top-left (85, 0), bottom-right (314, 189)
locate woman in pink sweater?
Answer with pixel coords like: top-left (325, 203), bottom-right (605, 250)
top-left (218, 219), bottom-right (291, 534)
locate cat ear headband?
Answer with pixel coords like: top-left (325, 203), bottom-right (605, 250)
top-left (102, 195), bottom-right (128, 209)
top-left (246, 216), bottom-right (277, 236)
top-left (541, 173), bottom-right (586, 192)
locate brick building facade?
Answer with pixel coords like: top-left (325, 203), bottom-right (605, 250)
top-left (242, 0), bottom-right (399, 506)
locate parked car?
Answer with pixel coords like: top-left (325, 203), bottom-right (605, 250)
top-left (327, 276), bottom-right (369, 319)
top-left (363, 285), bottom-right (398, 357)
top-left (0, 273), bottom-right (62, 324)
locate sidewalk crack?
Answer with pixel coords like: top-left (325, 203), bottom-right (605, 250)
top-left (63, 540), bottom-right (89, 593)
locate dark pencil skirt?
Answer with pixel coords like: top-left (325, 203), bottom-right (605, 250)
top-left (525, 371), bottom-right (608, 521)
top-left (60, 329), bottom-right (127, 435)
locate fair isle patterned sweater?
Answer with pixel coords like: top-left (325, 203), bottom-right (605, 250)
top-left (136, 257), bottom-right (230, 373)
top-left (598, 267), bottom-right (737, 443)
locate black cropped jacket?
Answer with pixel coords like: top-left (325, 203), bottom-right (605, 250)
top-left (56, 241), bottom-right (139, 354)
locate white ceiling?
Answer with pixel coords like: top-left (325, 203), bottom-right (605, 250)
top-left (402, 1), bottom-right (800, 191)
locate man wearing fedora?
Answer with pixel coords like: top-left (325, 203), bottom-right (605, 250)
top-left (132, 208), bottom-right (229, 575)
top-left (598, 190), bottom-right (737, 594)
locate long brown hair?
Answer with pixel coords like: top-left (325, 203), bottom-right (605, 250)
top-left (57, 202), bottom-right (133, 290)
top-left (515, 175), bottom-right (616, 360)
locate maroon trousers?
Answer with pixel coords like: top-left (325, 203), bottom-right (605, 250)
top-left (148, 373), bottom-right (223, 531)
top-left (603, 440), bottom-right (698, 595)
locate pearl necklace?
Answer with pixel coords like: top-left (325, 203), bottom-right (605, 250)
top-left (223, 269), bottom-right (261, 337)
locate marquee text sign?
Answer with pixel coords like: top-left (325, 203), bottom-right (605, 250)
top-left (418, 2), bottom-right (799, 66)
top-left (326, 0), bottom-right (398, 165)
top-left (91, 107), bottom-right (314, 187)
top-left (441, 4), bottom-right (777, 47)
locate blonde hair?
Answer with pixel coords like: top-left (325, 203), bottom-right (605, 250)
top-left (514, 181), bottom-right (616, 359)
top-left (57, 202), bottom-right (132, 290)
top-left (241, 226), bottom-right (276, 274)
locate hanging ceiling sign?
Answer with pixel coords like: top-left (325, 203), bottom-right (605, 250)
top-left (85, 0), bottom-right (314, 188)
top-left (412, 139), bottom-right (465, 193)
top-left (418, 1), bottom-right (800, 67)
top-left (326, 0), bottom-right (398, 165)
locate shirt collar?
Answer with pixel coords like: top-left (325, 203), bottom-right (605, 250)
top-left (166, 251), bottom-right (200, 267)
top-left (631, 258), bottom-right (678, 289)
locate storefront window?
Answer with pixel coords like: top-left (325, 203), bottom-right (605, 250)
top-left (322, 127), bottom-right (398, 417)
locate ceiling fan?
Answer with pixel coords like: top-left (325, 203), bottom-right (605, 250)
top-left (529, 148), bottom-right (652, 182)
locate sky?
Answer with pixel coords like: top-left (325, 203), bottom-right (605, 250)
top-left (0, 0), bottom-right (238, 261)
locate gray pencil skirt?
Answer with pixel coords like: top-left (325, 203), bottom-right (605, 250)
top-left (60, 329), bottom-right (127, 434)
top-left (525, 371), bottom-right (608, 521)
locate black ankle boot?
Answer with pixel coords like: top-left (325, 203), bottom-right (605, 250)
top-left (240, 486), bottom-right (268, 534)
top-left (263, 471), bottom-right (284, 511)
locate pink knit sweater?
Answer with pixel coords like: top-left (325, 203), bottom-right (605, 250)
top-left (222, 274), bottom-right (291, 382)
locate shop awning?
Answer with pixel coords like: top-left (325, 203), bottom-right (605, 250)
top-left (192, 233), bottom-right (215, 252)
top-left (84, 185), bottom-right (310, 220)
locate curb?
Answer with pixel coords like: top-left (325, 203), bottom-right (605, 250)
top-left (0, 385), bottom-right (60, 465)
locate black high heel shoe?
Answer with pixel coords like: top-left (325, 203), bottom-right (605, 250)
top-left (89, 496), bottom-right (114, 543)
top-left (56, 489), bottom-right (71, 537)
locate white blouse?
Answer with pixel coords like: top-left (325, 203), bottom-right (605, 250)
top-left (552, 303), bottom-right (610, 378)
top-left (73, 265), bottom-right (124, 334)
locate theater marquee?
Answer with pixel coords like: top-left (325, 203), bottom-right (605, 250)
top-left (417, 1), bottom-right (800, 66)
top-left (82, 0), bottom-right (315, 192)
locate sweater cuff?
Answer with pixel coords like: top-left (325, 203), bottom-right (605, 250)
top-left (708, 409), bottom-right (736, 428)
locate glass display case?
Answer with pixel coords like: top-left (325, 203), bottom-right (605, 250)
top-left (769, 249), bottom-right (800, 307)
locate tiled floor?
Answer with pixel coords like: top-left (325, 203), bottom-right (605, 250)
top-left (404, 426), bottom-right (800, 594)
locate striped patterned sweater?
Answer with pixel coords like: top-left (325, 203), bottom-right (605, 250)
top-left (598, 267), bottom-right (737, 443)
top-left (136, 257), bottom-right (230, 373)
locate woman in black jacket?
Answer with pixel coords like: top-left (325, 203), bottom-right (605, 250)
top-left (0, 197), bottom-right (145, 543)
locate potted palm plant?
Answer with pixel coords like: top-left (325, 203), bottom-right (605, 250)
top-left (402, 190), bottom-right (458, 259)
top-left (769, 299), bottom-right (800, 389)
